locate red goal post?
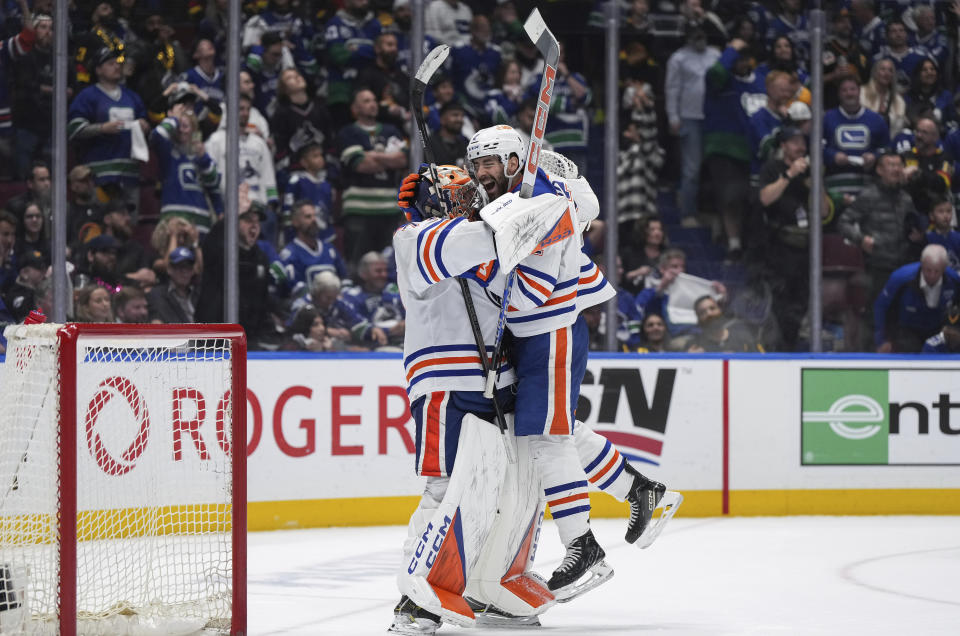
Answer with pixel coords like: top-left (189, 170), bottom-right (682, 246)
top-left (0, 323), bottom-right (246, 636)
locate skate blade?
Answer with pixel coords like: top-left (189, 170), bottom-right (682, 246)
top-left (635, 490), bottom-right (683, 550)
top-left (475, 612), bottom-right (543, 629)
top-left (387, 615), bottom-right (440, 635)
top-left (553, 560), bottom-right (614, 603)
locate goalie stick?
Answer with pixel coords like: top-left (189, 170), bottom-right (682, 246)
top-left (483, 8), bottom-right (560, 398)
top-left (410, 45), bottom-right (515, 460)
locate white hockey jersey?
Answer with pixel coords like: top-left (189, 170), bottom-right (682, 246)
top-left (394, 216), bottom-right (517, 403)
top-left (501, 169), bottom-right (615, 338)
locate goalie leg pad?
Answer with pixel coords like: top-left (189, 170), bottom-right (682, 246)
top-left (399, 413), bottom-right (508, 627)
top-left (466, 431), bottom-right (556, 618)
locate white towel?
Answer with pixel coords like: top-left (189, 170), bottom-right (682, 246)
top-left (124, 120), bottom-right (149, 162)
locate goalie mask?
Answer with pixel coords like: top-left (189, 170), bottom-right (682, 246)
top-left (416, 165), bottom-right (484, 220)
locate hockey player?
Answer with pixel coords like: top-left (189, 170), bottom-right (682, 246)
top-left (390, 165), bottom-right (569, 633)
top-left (464, 125), bottom-right (669, 593)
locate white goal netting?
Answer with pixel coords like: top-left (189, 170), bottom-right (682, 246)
top-left (0, 324), bottom-right (239, 635)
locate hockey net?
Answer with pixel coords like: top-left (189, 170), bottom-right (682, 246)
top-left (0, 323), bottom-right (246, 635)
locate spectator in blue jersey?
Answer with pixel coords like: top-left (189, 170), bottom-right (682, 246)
top-left (0, 211), bottom-right (17, 294)
top-left (425, 75), bottom-right (466, 135)
top-left (874, 243), bottom-right (960, 352)
top-left (271, 67), bottom-right (333, 175)
top-left (921, 300), bottom-right (960, 353)
top-left (425, 0), bottom-right (472, 47)
top-left (861, 58), bottom-right (906, 140)
top-left (336, 88), bottom-right (408, 266)
top-left (279, 199), bottom-right (348, 294)
top-left (910, 5), bottom-right (948, 71)
top-left (242, 0), bottom-right (317, 80)
top-left (243, 31), bottom-right (290, 119)
top-left (181, 39), bottom-right (224, 105)
top-left (704, 37), bottom-right (764, 259)
top-left (484, 59), bottom-right (523, 126)
top-left (756, 35), bottom-right (809, 87)
top-left (851, 0), bottom-right (885, 60)
top-left (290, 270), bottom-right (353, 344)
top-left (747, 69), bottom-right (793, 175)
top-left (525, 40), bottom-right (592, 176)
top-left (872, 19), bottom-right (931, 94)
top-left (67, 47), bottom-right (149, 210)
top-left (356, 32), bottom-right (410, 132)
top-left (147, 246), bottom-right (199, 324)
top-left (900, 116), bottom-right (952, 216)
top-left (323, 0), bottom-right (382, 127)
top-left (150, 102), bottom-right (222, 234)
top-left (339, 250), bottom-right (405, 350)
top-left (924, 197), bottom-right (960, 270)
top-left (765, 0), bottom-right (809, 67)
top-left (282, 142), bottom-right (334, 243)
top-left (449, 15), bottom-right (501, 123)
top-left (904, 59), bottom-right (951, 127)
top-left (428, 102), bottom-right (469, 167)
top-left (824, 75), bottom-right (889, 198)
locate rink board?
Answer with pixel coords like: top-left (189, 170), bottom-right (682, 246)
top-left (3, 352), bottom-right (960, 529)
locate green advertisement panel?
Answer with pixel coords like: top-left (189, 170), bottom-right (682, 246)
top-left (801, 369), bottom-right (889, 465)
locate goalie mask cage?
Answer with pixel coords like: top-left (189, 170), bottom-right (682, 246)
top-left (0, 323), bottom-right (247, 636)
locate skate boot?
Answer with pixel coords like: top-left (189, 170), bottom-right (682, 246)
top-left (388, 595), bottom-right (441, 635)
top-left (624, 464), bottom-right (666, 544)
top-left (546, 529), bottom-right (613, 602)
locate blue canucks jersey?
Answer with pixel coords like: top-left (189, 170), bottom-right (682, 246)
top-left (279, 237), bottom-right (348, 292)
top-left (282, 170), bottom-right (335, 242)
top-left (67, 84), bottom-right (148, 187)
top-left (448, 42), bottom-right (502, 120)
top-left (180, 66), bottom-right (225, 103)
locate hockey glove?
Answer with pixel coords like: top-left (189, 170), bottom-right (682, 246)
top-left (398, 172), bottom-right (422, 221)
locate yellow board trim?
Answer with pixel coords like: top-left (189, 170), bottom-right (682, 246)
top-left (247, 489), bottom-right (960, 530)
top-left (5, 490), bottom-right (956, 538)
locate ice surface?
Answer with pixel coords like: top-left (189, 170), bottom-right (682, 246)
top-left (248, 516), bottom-right (960, 635)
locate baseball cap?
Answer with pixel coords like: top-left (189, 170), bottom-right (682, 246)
top-left (19, 250), bottom-right (47, 272)
top-left (787, 101), bottom-right (812, 122)
top-left (240, 200), bottom-right (267, 221)
top-left (779, 126), bottom-right (805, 143)
top-left (93, 46), bottom-right (122, 68)
top-left (85, 234), bottom-right (120, 252)
top-left (169, 82), bottom-right (197, 107)
top-left (169, 246), bottom-right (197, 265)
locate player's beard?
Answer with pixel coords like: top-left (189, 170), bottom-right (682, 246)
top-left (479, 173), bottom-right (507, 200)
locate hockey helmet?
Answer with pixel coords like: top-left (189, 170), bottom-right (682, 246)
top-left (467, 125), bottom-right (525, 179)
top-left (416, 165), bottom-right (483, 220)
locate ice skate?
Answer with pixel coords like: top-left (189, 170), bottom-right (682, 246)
top-left (388, 595), bottom-right (441, 635)
top-left (624, 464), bottom-right (683, 549)
top-left (467, 597), bottom-right (543, 628)
top-left (547, 529), bottom-right (613, 602)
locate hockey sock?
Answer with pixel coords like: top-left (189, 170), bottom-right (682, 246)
top-left (573, 424), bottom-right (632, 502)
top-left (529, 435), bottom-right (590, 546)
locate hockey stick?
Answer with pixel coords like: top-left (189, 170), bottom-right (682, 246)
top-left (483, 8), bottom-right (560, 399)
top-left (411, 45), bottom-right (514, 457)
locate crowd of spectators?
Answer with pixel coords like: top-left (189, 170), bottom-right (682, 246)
top-left (2, 0), bottom-right (960, 356)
